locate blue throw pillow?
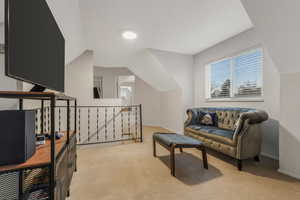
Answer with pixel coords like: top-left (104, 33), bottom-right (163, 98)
top-left (199, 111), bottom-right (218, 126)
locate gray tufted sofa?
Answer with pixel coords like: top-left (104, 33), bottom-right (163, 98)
top-left (184, 107), bottom-right (268, 170)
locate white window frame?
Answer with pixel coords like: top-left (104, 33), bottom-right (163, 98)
top-left (205, 48), bottom-right (264, 102)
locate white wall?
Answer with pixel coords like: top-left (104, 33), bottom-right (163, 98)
top-left (134, 78), bottom-right (183, 133)
top-left (148, 49), bottom-right (194, 132)
top-left (134, 77), bottom-right (161, 127)
top-left (193, 29), bottom-right (280, 159)
top-left (241, 0), bottom-right (300, 74)
top-left (65, 52), bottom-right (182, 132)
top-left (0, 0), bottom-right (3, 23)
top-left (278, 73), bottom-right (300, 179)
top-left (149, 49), bottom-right (194, 109)
top-left (241, 0), bottom-right (300, 179)
top-left (65, 51), bottom-right (123, 106)
top-left (0, 54), bottom-right (18, 110)
top-left (0, 22), bottom-right (18, 110)
top-left (160, 89), bottom-right (183, 132)
top-left (94, 67), bottom-right (132, 98)
top-left (65, 51), bottom-right (94, 105)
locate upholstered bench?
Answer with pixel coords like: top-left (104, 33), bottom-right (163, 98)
top-left (153, 133), bottom-right (208, 176)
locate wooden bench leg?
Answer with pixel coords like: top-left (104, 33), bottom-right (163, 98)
top-left (179, 147), bottom-right (183, 153)
top-left (153, 138), bottom-right (156, 157)
top-left (237, 159), bottom-right (242, 171)
top-left (170, 145), bottom-right (176, 176)
top-left (200, 147), bottom-right (208, 169)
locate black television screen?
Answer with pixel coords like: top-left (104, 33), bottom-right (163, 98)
top-left (5, 0), bottom-right (65, 92)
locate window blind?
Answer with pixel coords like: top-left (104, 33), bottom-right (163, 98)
top-left (210, 59), bottom-right (231, 98)
top-left (207, 48), bottom-right (263, 100)
top-left (233, 49), bottom-right (263, 97)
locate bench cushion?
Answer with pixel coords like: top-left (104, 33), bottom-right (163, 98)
top-left (153, 133), bottom-right (203, 147)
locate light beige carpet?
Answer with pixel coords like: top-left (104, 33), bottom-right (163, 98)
top-left (68, 126), bottom-right (300, 200)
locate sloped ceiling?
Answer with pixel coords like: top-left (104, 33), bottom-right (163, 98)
top-left (241, 0), bottom-right (300, 73)
top-left (79, 0), bottom-right (253, 67)
top-left (0, 0), bottom-right (254, 92)
top-left (0, 0), bottom-right (252, 65)
top-left (128, 49), bottom-right (179, 91)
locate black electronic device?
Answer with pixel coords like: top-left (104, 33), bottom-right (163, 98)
top-left (0, 110), bottom-right (36, 166)
top-left (5, 0), bottom-right (65, 92)
top-left (36, 135), bottom-right (46, 146)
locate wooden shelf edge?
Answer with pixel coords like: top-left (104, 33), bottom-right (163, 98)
top-left (0, 91), bottom-right (76, 101)
top-left (0, 131), bottom-right (76, 173)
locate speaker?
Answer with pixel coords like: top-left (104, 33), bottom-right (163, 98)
top-left (0, 110), bottom-right (36, 166)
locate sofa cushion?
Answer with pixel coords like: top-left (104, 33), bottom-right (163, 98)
top-left (209, 128), bottom-right (235, 139)
top-left (187, 125), bottom-right (234, 139)
top-left (185, 131), bottom-right (237, 158)
top-left (185, 125), bottom-right (235, 146)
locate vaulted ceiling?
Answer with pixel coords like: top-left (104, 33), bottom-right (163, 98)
top-left (0, 0), bottom-right (254, 92)
top-left (79, 0), bottom-right (253, 67)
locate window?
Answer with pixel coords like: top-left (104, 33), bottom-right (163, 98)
top-left (206, 48), bottom-right (263, 101)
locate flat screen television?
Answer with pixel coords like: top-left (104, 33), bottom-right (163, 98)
top-left (5, 0), bottom-right (65, 92)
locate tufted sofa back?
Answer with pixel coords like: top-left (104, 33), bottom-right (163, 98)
top-left (188, 107), bottom-right (254, 131)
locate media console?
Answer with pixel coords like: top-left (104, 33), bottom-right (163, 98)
top-left (0, 91), bottom-right (77, 200)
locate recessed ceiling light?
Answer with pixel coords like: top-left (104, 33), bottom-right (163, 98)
top-left (122, 31), bottom-right (138, 40)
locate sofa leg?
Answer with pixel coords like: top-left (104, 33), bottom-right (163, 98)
top-left (237, 160), bottom-right (242, 171)
top-left (254, 155), bottom-right (260, 162)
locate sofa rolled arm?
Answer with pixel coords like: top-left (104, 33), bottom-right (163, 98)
top-left (236, 119), bottom-right (263, 159)
top-left (240, 110), bottom-right (269, 124)
top-left (184, 109), bottom-right (199, 128)
top-left (233, 109), bottom-right (268, 142)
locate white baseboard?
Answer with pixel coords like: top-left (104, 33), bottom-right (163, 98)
top-left (261, 152), bottom-right (279, 160)
top-left (162, 126), bottom-right (177, 133)
top-left (278, 168), bottom-right (300, 180)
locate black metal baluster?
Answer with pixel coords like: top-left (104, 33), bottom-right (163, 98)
top-left (49, 97), bottom-right (56, 200)
top-left (67, 100), bottom-right (70, 143)
top-left (19, 99), bottom-right (23, 110)
top-left (43, 107), bottom-right (46, 133)
top-left (128, 108), bottom-right (131, 138)
top-left (35, 109), bottom-right (39, 134)
top-left (18, 170), bottom-right (23, 199)
top-left (105, 107), bottom-right (108, 141)
top-left (121, 107), bottom-right (124, 138)
top-left (47, 107), bottom-right (50, 133)
top-left (135, 106), bottom-right (138, 141)
top-left (113, 107), bottom-right (116, 140)
top-left (41, 100), bottom-right (44, 134)
top-left (139, 104), bottom-right (143, 142)
top-left (88, 108), bottom-right (90, 142)
top-left (59, 107), bottom-right (61, 132)
top-left (44, 106), bottom-right (47, 133)
top-left (75, 100), bottom-right (77, 134)
top-left (97, 107), bottom-right (99, 142)
top-left (78, 108), bottom-right (81, 143)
